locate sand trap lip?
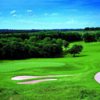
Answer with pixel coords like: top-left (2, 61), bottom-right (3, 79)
top-left (17, 79), bottom-right (57, 84)
top-left (11, 74), bottom-right (73, 80)
top-left (94, 72), bottom-right (100, 83)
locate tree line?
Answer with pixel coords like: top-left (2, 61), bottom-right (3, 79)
top-left (84, 27), bottom-right (100, 31)
top-left (0, 35), bottom-right (84, 59)
top-left (0, 30), bottom-right (100, 59)
top-left (0, 37), bottom-right (69, 59)
top-left (0, 31), bottom-right (100, 42)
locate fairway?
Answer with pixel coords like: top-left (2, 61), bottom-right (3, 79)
top-left (0, 42), bottom-right (100, 100)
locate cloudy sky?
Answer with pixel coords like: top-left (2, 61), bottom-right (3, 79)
top-left (0, 0), bottom-right (100, 29)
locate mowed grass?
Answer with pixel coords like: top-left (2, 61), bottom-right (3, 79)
top-left (0, 42), bottom-right (100, 100)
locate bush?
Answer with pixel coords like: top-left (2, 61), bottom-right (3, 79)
top-left (83, 33), bottom-right (97, 42)
top-left (65, 32), bottom-right (82, 42)
top-left (68, 44), bottom-right (83, 57)
top-left (95, 32), bottom-right (100, 41)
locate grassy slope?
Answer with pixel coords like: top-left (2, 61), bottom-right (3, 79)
top-left (0, 42), bottom-right (100, 100)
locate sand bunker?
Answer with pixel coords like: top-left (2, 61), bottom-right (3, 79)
top-left (11, 76), bottom-right (40, 80)
top-left (11, 74), bottom-right (73, 80)
top-left (94, 72), bottom-right (100, 83)
top-left (11, 74), bottom-right (73, 84)
top-left (17, 79), bottom-right (57, 84)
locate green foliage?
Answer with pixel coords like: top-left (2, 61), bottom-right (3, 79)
top-left (63, 40), bottom-right (69, 48)
top-left (84, 27), bottom-right (100, 30)
top-left (0, 37), bottom-right (64, 59)
top-left (68, 44), bottom-right (83, 57)
top-left (56, 39), bottom-right (64, 46)
top-left (29, 36), bottom-right (38, 42)
top-left (0, 31), bottom-right (82, 42)
top-left (95, 32), bottom-right (100, 41)
top-left (83, 33), bottom-right (97, 42)
top-left (0, 30), bottom-right (100, 59)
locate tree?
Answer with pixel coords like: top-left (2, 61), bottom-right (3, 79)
top-left (63, 40), bottom-right (69, 48)
top-left (56, 39), bottom-right (63, 47)
top-left (65, 32), bottom-right (82, 42)
top-left (29, 36), bottom-right (37, 42)
top-left (95, 32), bottom-right (100, 41)
top-left (0, 41), bottom-right (4, 59)
top-left (68, 45), bottom-right (83, 57)
top-left (83, 33), bottom-right (97, 42)
top-left (0, 33), bottom-right (69, 59)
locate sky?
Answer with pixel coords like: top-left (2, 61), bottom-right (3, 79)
top-left (0, 0), bottom-right (100, 29)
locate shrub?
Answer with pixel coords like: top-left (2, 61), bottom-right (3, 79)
top-left (83, 33), bottom-right (97, 42)
top-left (95, 32), bottom-right (100, 41)
top-left (68, 44), bottom-right (83, 57)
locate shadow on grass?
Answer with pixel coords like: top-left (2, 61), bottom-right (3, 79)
top-left (73, 54), bottom-right (88, 57)
top-left (64, 54), bottom-right (88, 58)
top-left (43, 66), bottom-right (79, 71)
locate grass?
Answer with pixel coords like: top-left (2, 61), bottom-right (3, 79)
top-left (0, 42), bottom-right (100, 100)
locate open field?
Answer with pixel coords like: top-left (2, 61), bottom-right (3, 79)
top-left (0, 42), bottom-right (100, 100)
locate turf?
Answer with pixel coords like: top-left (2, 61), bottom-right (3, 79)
top-left (0, 42), bottom-right (100, 100)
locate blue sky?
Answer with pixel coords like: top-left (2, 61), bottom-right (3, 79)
top-left (0, 0), bottom-right (100, 29)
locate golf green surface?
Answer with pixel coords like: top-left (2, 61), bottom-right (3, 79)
top-left (0, 42), bottom-right (100, 100)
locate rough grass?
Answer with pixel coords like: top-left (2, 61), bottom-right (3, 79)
top-left (0, 42), bottom-right (100, 100)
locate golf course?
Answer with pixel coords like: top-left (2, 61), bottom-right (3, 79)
top-left (0, 41), bottom-right (100, 100)
top-left (0, 0), bottom-right (100, 99)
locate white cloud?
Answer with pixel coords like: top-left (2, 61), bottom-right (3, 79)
top-left (10, 10), bottom-right (17, 17)
top-left (10, 10), bottom-right (16, 14)
top-left (12, 14), bottom-right (17, 17)
top-left (27, 9), bottom-right (32, 13)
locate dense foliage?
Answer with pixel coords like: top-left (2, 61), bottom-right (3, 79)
top-left (68, 45), bottom-right (83, 57)
top-left (0, 30), bottom-right (100, 59)
top-left (84, 27), bottom-right (100, 31)
top-left (0, 30), bottom-right (100, 42)
top-left (0, 32), bottom-right (82, 42)
top-left (82, 33), bottom-right (97, 42)
top-left (0, 37), bottom-right (69, 59)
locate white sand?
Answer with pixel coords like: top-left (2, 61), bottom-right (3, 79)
top-left (94, 72), bottom-right (100, 83)
top-left (17, 79), bottom-right (57, 84)
top-left (11, 74), bottom-right (74, 84)
top-left (11, 76), bottom-right (40, 80)
top-left (11, 74), bottom-right (73, 80)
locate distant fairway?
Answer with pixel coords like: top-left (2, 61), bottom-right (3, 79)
top-left (0, 42), bottom-right (100, 100)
